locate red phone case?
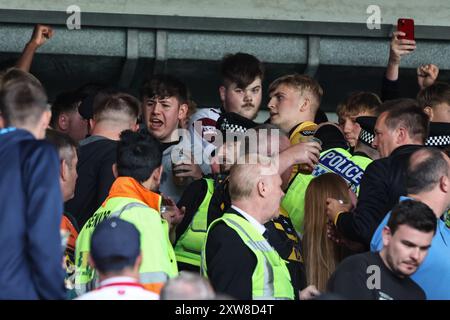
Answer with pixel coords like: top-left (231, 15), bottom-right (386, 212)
top-left (397, 18), bottom-right (415, 40)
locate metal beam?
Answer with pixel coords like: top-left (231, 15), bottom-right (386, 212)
top-left (153, 29), bottom-right (168, 74)
top-left (119, 28), bottom-right (139, 88)
top-left (304, 36), bottom-right (320, 78)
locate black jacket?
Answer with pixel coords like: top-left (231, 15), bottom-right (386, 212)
top-left (337, 144), bottom-right (424, 246)
top-left (204, 209), bottom-right (256, 299)
top-left (65, 136), bottom-right (117, 228)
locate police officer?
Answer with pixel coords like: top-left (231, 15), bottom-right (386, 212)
top-left (425, 121), bottom-right (450, 227)
top-left (202, 154), bottom-right (319, 300)
top-left (174, 112), bottom-right (257, 272)
top-left (350, 116), bottom-right (379, 192)
top-left (326, 100), bottom-right (429, 247)
top-left (282, 123), bottom-right (369, 234)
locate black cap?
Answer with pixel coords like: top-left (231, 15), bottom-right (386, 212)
top-left (216, 112), bottom-right (258, 142)
top-left (426, 122), bottom-right (450, 149)
top-left (356, 116), bottom-right (377, 149)
top-left (314, 123), bottom-right (348, 151)
top-left (314, 108), bottom-right (329, 125)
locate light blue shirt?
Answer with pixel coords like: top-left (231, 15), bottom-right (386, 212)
top-left (370, 196), bottom-right (450, 300)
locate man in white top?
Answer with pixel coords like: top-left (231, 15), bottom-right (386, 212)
top-left (76, 217), bottom-right (159, 300)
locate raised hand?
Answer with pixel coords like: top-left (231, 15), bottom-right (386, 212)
top-left (29, 24), bottom-right (54, 49)
top-left (417, 64), bottom-right (439, 89)
top-left (389, 31), bottom-right (416, 65)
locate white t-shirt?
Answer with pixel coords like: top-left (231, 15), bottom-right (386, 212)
top-left (75, 277), bottom-right (159, 300)
top-left (188, 107), bottom-right (221, 158)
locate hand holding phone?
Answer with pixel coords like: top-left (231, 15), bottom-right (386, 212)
top-left (397, 18), bottom-right (415, 41)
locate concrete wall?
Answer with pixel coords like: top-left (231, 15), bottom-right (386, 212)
top-left (1, 23), bottom-right (449, 69)
top-left (1, 0), bottom-right (449, 26)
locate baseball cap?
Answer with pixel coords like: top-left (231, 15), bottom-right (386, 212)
top-left (90, 217), bottom-right (141, 272)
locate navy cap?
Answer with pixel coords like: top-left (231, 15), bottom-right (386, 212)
top-left (356, 116), bottom-right (377, 149)
top-left (90, 217), bottom-right (141, 271)
top-left (426, 122), bottom-right (450, 149)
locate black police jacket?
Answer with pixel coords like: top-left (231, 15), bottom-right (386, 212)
top-left (337, 144), bottom-right (424, 247)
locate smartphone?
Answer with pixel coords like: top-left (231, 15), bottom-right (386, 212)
top-left (397, 18), bottom-right (415, 40)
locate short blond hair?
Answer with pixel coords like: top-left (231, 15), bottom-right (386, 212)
top-left (269, 73), bottom-right (323, 110)
top-left (228, 153), bottom-right (275, 201)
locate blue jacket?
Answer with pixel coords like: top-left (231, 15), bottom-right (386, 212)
top-left (0, 128), bottom-right (66, 299)
top-left (371, 196), bottom-right (450, 300)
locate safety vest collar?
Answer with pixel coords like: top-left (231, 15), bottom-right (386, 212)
top-left (202, 213), bottom-right (294, 300)
top-left (102, 177), bottom-right (161, 212)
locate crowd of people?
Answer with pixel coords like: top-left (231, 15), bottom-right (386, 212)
top-left (0, 24), bottom-right (449, 300)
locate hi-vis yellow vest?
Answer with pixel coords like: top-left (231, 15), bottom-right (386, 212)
top-left (74, 197), bottom-right (178, 296)
top-left (174, 178), bottom-right (214, 267)
top-left (202, 214), bottom-right (294, 300)
top-left (282, 147), bottom-right (369, 234)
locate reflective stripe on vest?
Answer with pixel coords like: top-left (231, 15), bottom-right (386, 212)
top-left (202, 214), bottom-right (294, 300)
top-left (174, 178), bottom-right (214, 267)
top-left (75, 201), bottom-right (158, 296)
top-left (109, 202), bottom-right (148, 218)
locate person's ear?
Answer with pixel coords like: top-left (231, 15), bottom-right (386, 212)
top-left (395, 126), bottom-right (407, 144)
top-left (178, 103), bottom-right (188, 121)
top-left (440, 174), bottom-right (449, 193)
top-left (423, 106), bottom-right (433, 121)
top-left (88, 254), bottom-right (96, 269)
top-left (299, 97), bottom-right (310, 113)
top-left (134, 253), bottom-right (143, 272)
top-left (112, 163), bottom-right (118, 178)
top-left (37, 110), bottom-right (52, 139)
top-left (89, 118), bottom-right (96, 131)
top-left (152, 165), bottom-right (163, 185)
top-left (219, 86), bottom-right (226, 103)
top-left (257, 179), bottom-right (266, 197)
top-left (131, 121), bottom-right (139, 132)
top-left (381, 226), bottom-right (392, 247)
top-left (61, 159), bottom-right (69, 182)
top-left (42, 109), bottom-right (52, 129)
top-left (58, 113), bottom-right (70, 131)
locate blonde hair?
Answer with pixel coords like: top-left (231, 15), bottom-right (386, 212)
top-left (303, 173), bottom-right (350, 292)
top-left (268, 73), bottom-right (323, 111)
top-left (228, 153), bottom-right (274, 201)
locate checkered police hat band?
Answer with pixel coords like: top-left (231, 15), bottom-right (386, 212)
top-left (358, 128), bottom-right (374, 147)
top-left (426, 135), bottom-right (450, 147)
top-left (220, 118), bottom-right (248, 134)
